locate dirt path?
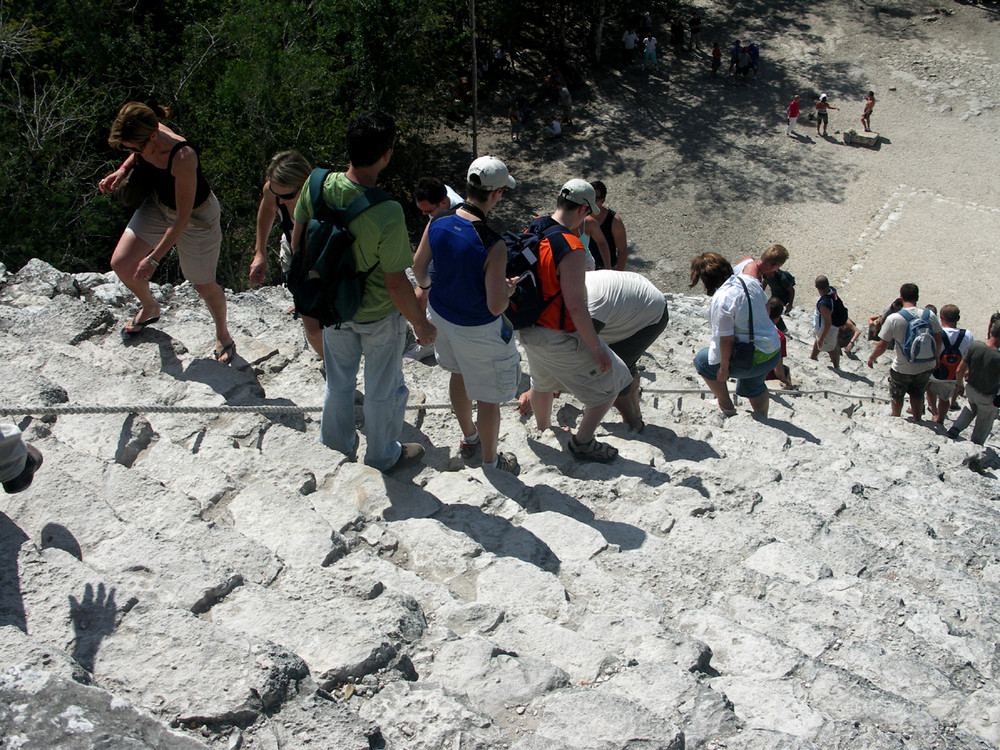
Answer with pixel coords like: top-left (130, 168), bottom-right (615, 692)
top-left (447, 0), bottom-right (1000, 330)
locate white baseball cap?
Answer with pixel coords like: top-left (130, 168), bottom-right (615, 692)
top-left (467, 156), bottom-right (516, 191)
top-left (559, 179), bottom-right (599, 215)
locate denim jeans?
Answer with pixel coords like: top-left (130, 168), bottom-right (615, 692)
top-left (694, 347), bottom-right (780, 398)
top-left (321, 313), bottom-right (407, 471)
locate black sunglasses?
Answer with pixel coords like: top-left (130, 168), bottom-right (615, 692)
top-left (268, 185), bottom-right (300, 201)
top-left (123, 136), bottom-right (151, 154)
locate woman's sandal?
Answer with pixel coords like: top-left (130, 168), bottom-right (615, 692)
top-left (213, 341), bottom-right (236, 365)
top-left (568, 436), bottom-right (618, 463)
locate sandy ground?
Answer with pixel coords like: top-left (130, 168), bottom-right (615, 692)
top-left (436, 0), bottom-right (1000, 334)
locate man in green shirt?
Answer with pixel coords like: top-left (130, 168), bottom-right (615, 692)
top-left (292, 110), bottom-right (435, 472)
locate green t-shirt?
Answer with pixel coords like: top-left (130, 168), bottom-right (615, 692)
top-left (294, 171), bottom-right (411, 323)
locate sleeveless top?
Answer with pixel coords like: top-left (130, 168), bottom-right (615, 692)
top-left (587, 209), bottom-right (618, 269)
top-left (137, 141), bottom-right (212, 210)
top-left (427, 209), bottom-right (502, 327)
top-left (277, 200), bottom-right (294, 244)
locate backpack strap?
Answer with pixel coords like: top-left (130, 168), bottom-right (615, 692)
top-left (341, 186), bottom-right (392, 273)
top-left (308, 168), bottom-right (333, 219)
top-left (897, 308), bottom-right (913, 323)
top-left (736, 276), bottom-right (755, 347)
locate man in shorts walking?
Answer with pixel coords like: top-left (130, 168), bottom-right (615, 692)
top-left (519, 180), bottom-right (633, 462)
top-left (867, 283), bottom-right (943, 420)
top-left (412, 157), bottom-right (521, 474)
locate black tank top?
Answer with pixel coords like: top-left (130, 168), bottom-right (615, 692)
top-left (599, 209), bottom-right (618, 267)
top-left (277, 200), bottom-right (294, 244)
top-left (138, 141), bottom-right (212, 210)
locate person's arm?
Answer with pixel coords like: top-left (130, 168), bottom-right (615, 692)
top-left (955, 359), bottom-right (969, 395)
top-left (385, 271), bottom-right (436, 345)
top-left (934, 332), bottom-right (944, 363)
top-left (868, 339), bottom-right (890, 368)
top-left (98, 154), bottom-right (136, 194)
top-left (135, 145), bottom-right (198, 281)
top-left (585, 216), bottom-right (611, 269)
top-left (812, 304), bottom-right (833, 359)
top-left (717, 334), bottom-right (734, 382)
top-left (250, 184), bottom-right (279, 285)
top-left (559, 249), bottom-right (611, 372)
top-left (785, 283), bottom-right (795, 313)
top-left (483, 239), bottom-right (511, 317)
top-left (612, 215), bottom-right (628, 270)
top-left (411, 222), bottom-right (434, 313)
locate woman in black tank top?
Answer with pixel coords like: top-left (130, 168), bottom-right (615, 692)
top-left (99, 102), bottom-right (234, 363)
top-left (249, 150), bottom-right (324, 363)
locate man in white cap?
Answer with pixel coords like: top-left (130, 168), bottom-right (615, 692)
top-left (412, 156), bottom-right (521, 474)
top-left (518, 179), bottom-right (632, 463)
top-left (815, 94), bottom-right (839, 136)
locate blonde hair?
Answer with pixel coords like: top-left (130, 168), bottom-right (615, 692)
top-left (760, 243), bottom-right (788, 266)
top-left (108, 102), bottom-right (170, 150)
top-left (266, 150), bottom-right (312, 189)
top-left (690, 252), bottom-right (733, 295)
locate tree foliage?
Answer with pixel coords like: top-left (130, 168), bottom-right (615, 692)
top-left (0, 0), bottom-right (652, 286)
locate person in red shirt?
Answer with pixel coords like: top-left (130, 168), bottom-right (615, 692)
top-left (786, 94), bottom-right (800, 136)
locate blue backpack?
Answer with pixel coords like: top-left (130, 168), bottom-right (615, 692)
top-left (898, 308), bottom-right (937, 364)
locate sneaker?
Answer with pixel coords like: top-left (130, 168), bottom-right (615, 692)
top-left (3, 444), bottom-right (43, 494)
top-left (487, 452), bottom-right (520, 476)
top-left (459, 439), bottom-right (483, 468)
top-left (386, 443), bottom-right (425, 473)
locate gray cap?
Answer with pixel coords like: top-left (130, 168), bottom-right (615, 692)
top-left (559, 178), bottom-right (599, 215)
top-left (467, 156), bottom-right (516, 191)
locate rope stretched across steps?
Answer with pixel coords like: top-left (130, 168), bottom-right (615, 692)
top-left (0, 387), bottom-right (889, 418)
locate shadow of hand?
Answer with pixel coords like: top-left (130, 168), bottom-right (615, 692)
top-left (69, 582), bottom-right (117, 674)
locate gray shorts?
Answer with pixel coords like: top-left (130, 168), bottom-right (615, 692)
top-left (428, 303), bottom-right (520, 403)
top-left (927, 378), bottom-right (956, 401)
top-left (888, 368), bottom-right (932, 402)
top-left (519, 325), bottom-right (632, 408)
top-left (126, 193), bottom-right (222, 285)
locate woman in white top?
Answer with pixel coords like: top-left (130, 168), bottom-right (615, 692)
top-left (690, 252), bottom-right (782, 417)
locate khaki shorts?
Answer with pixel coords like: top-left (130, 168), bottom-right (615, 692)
top-left (817, 325), bottom-right (840, 353)
top-left (428, 303), bottom-right (520, 403)
top-left (928, 378), bottom-right (956, 401)
top-left (519, 325), bottom-right (632, 408)
top-left (126, 193), bottom-right (222, 285)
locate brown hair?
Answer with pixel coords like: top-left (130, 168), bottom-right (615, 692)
top-left (939, 304), bottom-right (960, 326)
top-left (266, 150), bottom-right (311, 189)
top-left (690, 252), bottom-right (733, 296)
top-left (108, 102), bottom-right (171, 150)
top-left (766, 297), bottom-right (784, 320)
top-left (761, 244), bottom-right (788, 266)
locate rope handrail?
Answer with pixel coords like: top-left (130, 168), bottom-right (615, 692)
top-left (0, 386), bottom-right (888, 418)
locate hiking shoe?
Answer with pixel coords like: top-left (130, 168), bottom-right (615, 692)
top-left (387, 443), bottom-right (425, 473)
top-left (487, 452), bottom-right (520, 476)
top-left (567, 436), bottom-right (618, 463)
top-left (3, 444), bottom-right (43, 494)
top-left (459, 439), bottom-right (483, 468)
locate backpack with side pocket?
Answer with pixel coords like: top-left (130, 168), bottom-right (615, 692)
top-left (898, 308), bottom-right (937, 364)
top-left (829, 288), bottom-right (849, 327)
top-left (286, 169), bottom-right (391, 328)
top-left (932, 329), bottom-right (966, 380)
top-left (503, 218), bottom-right (570, 329)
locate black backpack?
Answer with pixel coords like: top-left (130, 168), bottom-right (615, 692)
top-left (933, 329), bottom-right (966, 380)
top-left (286, 169), bottom-right (391, 328)
top-left (503, 218), bottom-right (571, 329)
top-left (818, 288), bottom-right (849, 327)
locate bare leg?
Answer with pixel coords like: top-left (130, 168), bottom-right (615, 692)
top-left (828, 348), bottom-right (841, 369)
top-left (701, 376), bottom-right (735, 413)
top-left (576, 399), bottom-right (615, 444)
top-left (449, 373), bottom-right (476, 439)
top-left (613, 373), bottom-right (643, 430)
top-left (110, 231), bottom-right (160, 325)
top-left (531, 390), bottom-right (555, 431)
top-left (749, 393), bottom-right (770, 417)
top-left (908, 394), bottom-right (924, 421)
top-left (926, 392), bottom-right (939, 421)
top-left (890, 398), bottom-right (903, 417)
top-left (192, 282), bottom-right (232, 353)
top-left (476, 402), bottom-right (501, 464)
top-left (936, 398), bottom-right (949, 423)
top-left (301, 315), bottom-right (325, 362)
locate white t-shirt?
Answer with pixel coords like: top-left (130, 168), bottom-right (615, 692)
top-left (879, 306), bottom-right (943, 375)
top-left (643, 37), bottom-right (657, 53)
top-left (622, 31), bottom-right (637, 50)
top-left (445, 184), bottom-right (463, 208)
top-left (586, 270), bottom-right (666, 344)
top-left (930, 326), bottom-right (973, 382)
top-left (546, 119), bottom-right (562, 136)
top-left (707, 274), bottom-right (781, 365)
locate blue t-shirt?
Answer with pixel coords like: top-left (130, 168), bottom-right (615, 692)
top-left (427, 211), bottom-right (501, 326)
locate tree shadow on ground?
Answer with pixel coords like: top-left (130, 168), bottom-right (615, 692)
top-left (0, 512), bottom-right (28, 633)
